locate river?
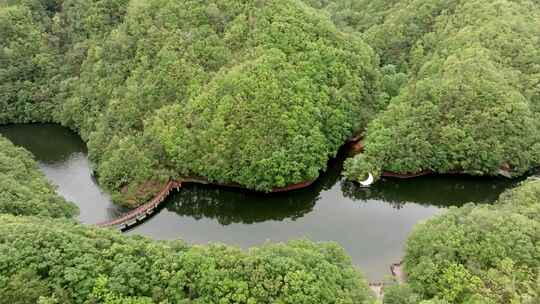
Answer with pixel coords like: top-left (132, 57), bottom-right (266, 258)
top-left (0, 123), bottom-right (518, 281)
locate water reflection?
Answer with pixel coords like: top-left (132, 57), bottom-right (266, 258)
top-left (0, 123), bottom-right (86, 163)
top-left (0, 124), bottom-right (125, 223)
top-left (164, 150), bottom-right (517, 226)
top-left (341, 175), bottom-right (520, 208)
top-left (167, 185), bottom-right (316, 225)
top-left (0, 123), bottom-right (520, 281)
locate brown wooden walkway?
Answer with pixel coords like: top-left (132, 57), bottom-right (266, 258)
top-left (95, 176), bottom-right (317, 230)
top-left (97, 181), bottom-right (182, 230)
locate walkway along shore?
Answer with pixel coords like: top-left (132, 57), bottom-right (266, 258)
top-left (368, 261), bottom-right (406, 300)
top-left (96, 134), bottom-right (409, 300)
top-left (98, 134), bottom-right (465, 230)
top-left (96, 180), bottom-right (182, 229)
top-left (96, 177), bottom-right (316, 230)
top-left (94, 134), bottom-right (366, 230)
top-left (391, 261), bottom-right (406, 284)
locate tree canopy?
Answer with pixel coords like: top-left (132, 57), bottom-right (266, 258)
top-left (1, 0), bottom-right (384, 205)
top-left (342, 0), bottom-right (540, 182)
top-left (0, 214), bottom-right (375, 304)
top-left (404, 178), bottom-right (540, 303)
top-left (4, 0), bottom-right (539, 203)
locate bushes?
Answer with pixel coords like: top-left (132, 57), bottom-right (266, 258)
top-left (383, 283), bottom-right (421, 304)
top-left (404, 178), bottom-right (540, 303)
top-left (0, 136), bottom-right (78, 218)
top-left (0, 215), bottom-right (375, 304)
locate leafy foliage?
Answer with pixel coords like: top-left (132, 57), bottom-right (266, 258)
top-left (0, 1), bottom-right (59, 123)
top-left (68, 0), bottom-right (382, 197)
top-left (304, 0), bottom-right (399, 34)
top-left (0, 0), bottom-right (129, 124)
top-left (344, 0), bottom-right (540, 182)
top-left (404, 178), bottom-right (540, 303)
top-left (383, 283), bottom-right (421, 304)
top-left (0, 135), bottom-right (78, 218)
top-left (0, 215), bottom-right (375, 303)
top-left (1, 0), bottom-right (383, 204)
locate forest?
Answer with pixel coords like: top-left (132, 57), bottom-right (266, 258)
top-left (0, 214), bottom-right (375, 303)
top-left (0, 137), bottom-right (538, 303)
top-left (2, 0), bottom-right (538, 204)
top-left (1, 0), bottom-right (540, 303)
top-left (401, 178), bottom-right (540, 304)
top-left (1, 0), bottom-right (385, 204)
top-left (338, 0), bottom-right (540, 181)
top-left (0, 139), bottom-right (375, 303)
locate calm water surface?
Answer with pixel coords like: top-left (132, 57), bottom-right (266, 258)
top-left (0, 124), bottom-right (518, 281)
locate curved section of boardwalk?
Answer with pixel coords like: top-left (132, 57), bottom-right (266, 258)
top-left (97, 181), bottom-right (182, 230)
top-left (96, 137), bottom-right (364, 230)
top-left (96, 177), bottom-right (318, 230)
top-left (96, 176), bottom-right (318, 230)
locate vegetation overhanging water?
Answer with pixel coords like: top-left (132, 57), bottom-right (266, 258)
top-left (0, 123), bottom-right (521, 281)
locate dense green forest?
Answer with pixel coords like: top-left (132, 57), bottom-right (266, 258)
top-left (0, 215), bottom-right (374, 303)
top-left (2, 1), bottom-right (540, 302)
top-left (3, 0), bottom-right (538, 203)
top-left (0, 135), bottom-right (78, 218)
top-left (341, 0), bottom-right (540, 182)
top-left (1, 0), bottom-right (386, 205)
top-left (394, 178), bottom-right (540, 304)
top-left (3, 0), bottom-right (539, 205)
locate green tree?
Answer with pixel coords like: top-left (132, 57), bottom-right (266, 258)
top-left (404, 178), bottom-right (540, 303)
top-left (0, 214), bottom-right (375, 303)
top-left (345, 0), bottom-right (540, 183)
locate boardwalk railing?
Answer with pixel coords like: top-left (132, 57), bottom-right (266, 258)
top-left (95, 176), bottom-right (315, 230)
top-left (97, 181), bottom-right (182, 230)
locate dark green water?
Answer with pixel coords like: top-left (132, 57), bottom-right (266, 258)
top-left (0, 124), bottom-right (519, 281)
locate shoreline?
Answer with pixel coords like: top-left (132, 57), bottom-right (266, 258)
top-left (153, 133), bottom-right (365, 197)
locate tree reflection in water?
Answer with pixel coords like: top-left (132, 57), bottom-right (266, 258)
top-left (341, 175), bottom-right (521, 209)
top-left (165, 145), bottom-right (349, 225)
top-left (165, 144), bottom-right (520, 224)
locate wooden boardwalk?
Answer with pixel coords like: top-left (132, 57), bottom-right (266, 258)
top-left (95, 177), bottom-right (316, 230)
top-left (97, 181), bottom-right (182, 230)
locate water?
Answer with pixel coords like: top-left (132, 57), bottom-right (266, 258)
top-left (0, 123), bottom-right (518, 281)
top-left (0, 124), bottom-right (126, 223)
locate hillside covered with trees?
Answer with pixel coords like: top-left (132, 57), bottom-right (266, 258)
top-left (3, 0), bottom-right (538, 203)
top-left (2, 1), bottom-right (540, 303)
top-left (0, 216), bottom-right (375, 303)
top-left (341, 0), bottom-right (540, 182)
top-left (1, 0), bottom-right (387, 205)
top-left (398, 178), bottom-right (540, 303)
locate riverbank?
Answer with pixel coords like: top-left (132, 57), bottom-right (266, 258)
top-left (1, 123), bottom-right (517, 282)
top-left (346, 137), bottom-right (519, 181)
